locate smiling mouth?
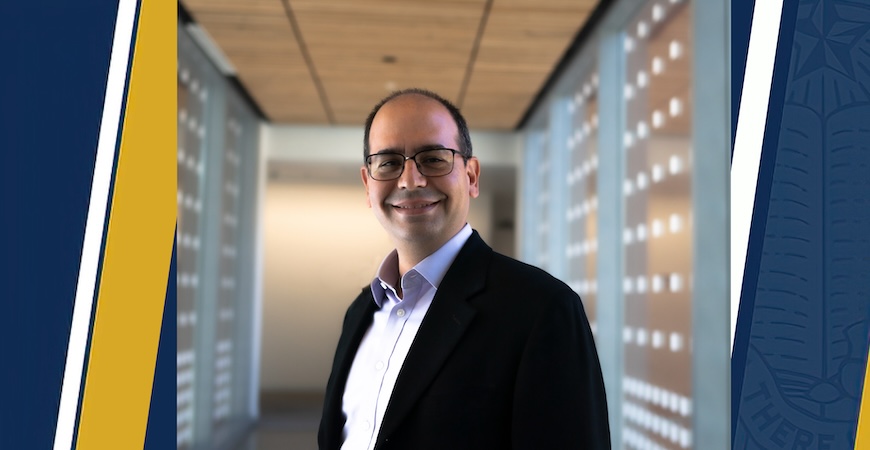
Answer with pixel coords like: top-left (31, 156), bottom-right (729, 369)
top-left (393, 201), bottom-right (439, 209)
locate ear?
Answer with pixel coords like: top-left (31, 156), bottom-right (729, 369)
top-left (360, 166), bottom-right (372, 207)
top-left (465, 157), bottom-right (480, 199)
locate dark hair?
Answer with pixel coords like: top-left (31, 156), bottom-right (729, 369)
top-left (363, 88), bottom-right (473, 160)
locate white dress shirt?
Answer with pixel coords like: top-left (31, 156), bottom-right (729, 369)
top-left (340, 224), bottom-right (473, 450)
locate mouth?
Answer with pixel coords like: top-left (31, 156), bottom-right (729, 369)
top-left (390, 200), bottom-right (440, 214)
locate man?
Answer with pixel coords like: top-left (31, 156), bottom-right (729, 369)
top-left (319, 88), bottom-right (610, 449)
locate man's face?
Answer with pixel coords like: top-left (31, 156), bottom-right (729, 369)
top-left (361, 94), bottom-right (480, 250)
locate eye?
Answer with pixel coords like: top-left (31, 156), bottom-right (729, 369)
top-left (421, 156), bottom-right (446, 164)
top-left (378, 159), bottom-right (400, 168)
top-left (370, 154), bottom-right (402, 169)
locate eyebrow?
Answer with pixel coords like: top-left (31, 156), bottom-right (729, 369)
top-left (372, 144), bottom-right (451, 156)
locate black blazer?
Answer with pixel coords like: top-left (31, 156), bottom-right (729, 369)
top-left (319, 231), bottom-right (610, 449)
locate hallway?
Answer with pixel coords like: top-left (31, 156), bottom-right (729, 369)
top-left (236, 393), bottom-right (322, 450)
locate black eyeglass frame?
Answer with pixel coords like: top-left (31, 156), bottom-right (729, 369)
top-left (364, 148), bottom-right (469, 181)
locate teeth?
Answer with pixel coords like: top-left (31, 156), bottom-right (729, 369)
top-left (396, 202), bottom-right (435, 209)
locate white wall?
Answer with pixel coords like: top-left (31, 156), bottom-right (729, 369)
top-left (260, 123), bottom-right (508, 391)
top-left (260, 183), bottom-right (386, 391)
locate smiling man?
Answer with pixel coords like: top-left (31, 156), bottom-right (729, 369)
top-left (318, 89), bottom-right (610, 450)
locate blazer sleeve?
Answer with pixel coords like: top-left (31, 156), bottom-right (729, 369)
top-left (511, 290), bottom-right (611, 449)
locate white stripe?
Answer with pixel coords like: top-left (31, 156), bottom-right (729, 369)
top-left (53, 1), bottom-right (138, 448)
top-left (730, 0), bottom-right (785, 354)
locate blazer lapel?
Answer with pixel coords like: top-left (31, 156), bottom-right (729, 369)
top-left (375, 231), bottom-right (492, 446)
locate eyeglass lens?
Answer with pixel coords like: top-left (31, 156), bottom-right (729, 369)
top-left (367, 149), bottom-right (456, 180)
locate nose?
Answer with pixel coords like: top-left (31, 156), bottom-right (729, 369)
top-left (397, 158), bottom-right (427, 189)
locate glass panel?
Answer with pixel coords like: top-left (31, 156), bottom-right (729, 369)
top-left (176, 39), bottom-right (207, 450)
top-left (210, 107), bottom-right (244, 443)
top-left (177, 22), bottom-right (260, 449)
top-left (567, 71), bottom-right (600, 332)
top-left (521, 132), bottom-right (543, 264)
top-left (621, 1), bottom-right (694, 449)
top-left (536, 135), bottom-right (552, 270)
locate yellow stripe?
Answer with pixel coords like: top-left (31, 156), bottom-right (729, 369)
top-left (856, 350), bottom-right (870, 449)
top-left (76, 0), bottom-right (176, 447)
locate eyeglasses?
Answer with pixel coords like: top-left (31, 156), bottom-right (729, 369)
top-left (365, 148), bottom-right (467, 181)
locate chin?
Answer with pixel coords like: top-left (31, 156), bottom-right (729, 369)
top-left (391, 223), bottom-right (441, 242)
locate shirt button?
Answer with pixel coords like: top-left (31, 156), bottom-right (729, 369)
top-left (363, 419), bottom-right (371, 430)
top-left (396, 309), bottom-right (405, 317)
top-left (375, 361), bottom-right (384, 371)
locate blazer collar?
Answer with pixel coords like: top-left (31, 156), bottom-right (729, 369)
top-left (375, 230), bottom-right (492, 446)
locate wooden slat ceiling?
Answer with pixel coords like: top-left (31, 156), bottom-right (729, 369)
top-left (180, 0), bottom-right (600, 129)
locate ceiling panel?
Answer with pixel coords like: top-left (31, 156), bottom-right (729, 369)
top-left (291, 0), bottom-right (485, 124)
top-left (181, 0), bottom-right (602, 129)
top-left (462, 0), bottom-right (596, 128)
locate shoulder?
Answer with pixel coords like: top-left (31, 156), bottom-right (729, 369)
top-left (454, 231), bottom-right (578, 302)
top-left (472, 250), bottom-right (588, 325)
top-left (487, 251), bottom-right (575, 296)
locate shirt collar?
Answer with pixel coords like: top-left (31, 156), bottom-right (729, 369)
top-left (370, 224), bottom-right (473, 307)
